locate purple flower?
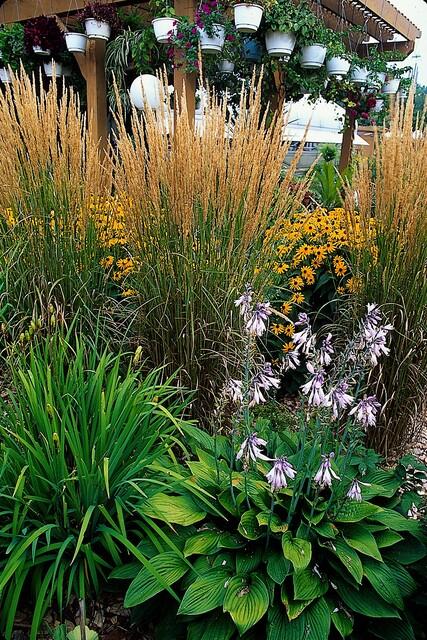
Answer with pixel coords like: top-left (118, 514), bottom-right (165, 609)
top-left (300, 363), bottom-right (326, 407)
top-left (236, 433), bottom-right (270, 465)
top-left (325, 381), bottom-right (354, 419)
top-left (349, 395), bottom-right (381, 428)
top-left (224, 379), bottom-right (243, 404)
top-left (363, 303), bottom-right (382, 332)
top-left (281, 349), bottom-right (301, 372)
top-left (314, 453), bottom-right (340, 488)
top-left (246, 302), bottom-right (272, 336)
top-left (266, 457), bottom-right (296, 491)
top-left (249, 362), bottom-right (280, 406)
top-left (293, 313), bottom-right (315, 355)
top-left (234, 283), bottom-right (253, 320)
top-left (319, 333), bottom-right (334, 367)
top-left (363, 322), bottom-right (393, 366)
top-left (347, 479), bottom-right (364, 501)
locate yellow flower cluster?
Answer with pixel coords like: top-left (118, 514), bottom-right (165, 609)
top-left (89, 195), bottom-right (130, 248)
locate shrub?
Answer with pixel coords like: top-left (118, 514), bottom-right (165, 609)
top-left (0, 333), bottom-right (193, 639)
top-left (344, 89), bottom-right (427, 455)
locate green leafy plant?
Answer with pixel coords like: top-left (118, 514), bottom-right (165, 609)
top-left (325, 29), bottom-right (351, 60)
top-left (0, 23), bottom-right (33, 72)
top-left (150, 0), bottom-right (176, 18)
top-left (0, 333), bottom-right (193, 640)
top-left (264, 0), bottom-right (304, 34)
top-left (311, 146), bottom-right (344, 210)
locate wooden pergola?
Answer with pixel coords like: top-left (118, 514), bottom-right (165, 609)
top-left (0, 0), bottom-right (422, 167)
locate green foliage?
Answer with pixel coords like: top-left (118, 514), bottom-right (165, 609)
top-left (119, 426), bottom-right (426, 639)
top-left (0, 23), bottom-right (33, 72)
top-left (0, 334), bottom-right (194, 640)
top-left (311, 154), bottom-right (343, 210)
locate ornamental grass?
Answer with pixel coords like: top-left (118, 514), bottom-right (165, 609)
top-left (111, 75), bottom-right (310, 417)
top-left (345, 89), bottom-right (427, 456)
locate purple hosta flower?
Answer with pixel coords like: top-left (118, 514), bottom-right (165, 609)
top-left (347, 478), bottom-right (371, 501)
top-left (234, 283), bottom-right (253, 320)
top-left (236, 433), bottom-right (270, 465)
top-left (325, 381), bottom-right (354, 419)
top-left (246, 302), bottom-right (272, 336)
top-left (363, 321), bottom-right (393, 366)
top-left (293, 313), bottom-right (315, 355)
top-left (300, 362), bottom-right (326, 407)
top-left (407, 503), bottom-right (420, 519)
top-left (314, 452), bottom-right (341, 488)
top-left (349, 395), bottom-right (381, 428)
top-left (224, 379), bottom-right (243, 404)
top-left (281, 349), bottom-right (301, 372)
top-left (319, 333), bottom-right (334, 367)
top-left (363, 303), bottom-right (382, 332)
top-left (266, 457), bottom-right (296, 491)
top-left (249, 362), bottom-right (280, 406)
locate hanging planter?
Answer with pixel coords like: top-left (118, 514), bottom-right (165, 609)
top-left (243, 38), bottom-right (263, 63)
top-left (43, 60), bottom-right (63, 77)
top-left (65, 32), bottom-right (88, 54)
top-left (152, 17), bottom-right (178, 44)
top-left (84, 19), bottom-right (111, 40)
top-left (219, 59), bottom-right (235, 73)
top-left (350, 65), bottom-right (369, 85)
top-left (0, 67), bottom-right (12, 83)
top-left (129, 74), bottom-right (162, 111)
top-left (198, 24), bottom-right (225, 54)
top-left (382, 78), bottom-right (400, 95)
top-left (326, 56), bottom-right (351, 78)
top-left (373, 98), bottom-right (384, 113)
top-left (300, 44), bottom-right (327, 69)
top-left (234, 3), bottom-right (264, 34)
top-left (265, 30), bottom-right (296, 59)
top-left (77, 3), bottom-right (121, 41)
top-left (33, 45), bottom-right (51, 56)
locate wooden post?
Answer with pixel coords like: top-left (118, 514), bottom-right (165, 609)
top-left (339, 110), bottom-right (356, 173)
top-left (85, 39), bottom-right (108, 153)
top-left (173, 0), bottom-right (196, 128)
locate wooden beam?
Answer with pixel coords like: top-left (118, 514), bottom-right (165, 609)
top-left (173, 0), bottom-right (196, 129)
top-left (357, 40), bottom-right (416, 58)
top-left (339, 110), bottom-right (356, 173)
top-left (0, 0), bottom-right (140, 24)
top-left (86, 39), bottom-right (108, 153)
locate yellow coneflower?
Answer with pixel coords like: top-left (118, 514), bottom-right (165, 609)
top-left (281, 301), bottom-right (293, 316)
top-left (283, 341), bottom-right (295, 353)
top-left (271, 323), bottom-right (285, 336)
top-left (284, 323), bottom-right (295, 337)
top-left (289, 276), bottom-right (304, 291)
top-left (290, 292), bottom-right (305, 304)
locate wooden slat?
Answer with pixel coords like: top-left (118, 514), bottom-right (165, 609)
top-left (0, 0), bottom-right (136, 23)
top-left (173, 0), bottom-right (196, 128)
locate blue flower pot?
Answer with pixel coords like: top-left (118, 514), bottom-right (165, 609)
top-left (243, 39), bottom-right (263, 64)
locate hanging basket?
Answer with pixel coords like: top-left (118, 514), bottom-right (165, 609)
top-left (33, 45), bottom-right (51, 56)
top-left (300, 44), bottom-right (327, 69)
top-left (234, 3), bottom-right (264, 34)
top-left (326, 56), bottom-right (351, 78)
top-left (198, 24), bottom-right (225, 54)
top-left (65, 32), bottom-right (88, 54)
top-left (382, 78), bottom-right (400, 95)
top-left (243, 38), bottom-right (263, 63)
top-left (350, 65), bottom-right (369, 85)
top-left (152, 17), bottom-right (177, 44)
top-left (265, 30), bottom-right (296, 59)
top-left (0, 67), bottom-right (12, 83)
top-left (218, 60), bottom-right (235, 73)
top-left (84, 19), bottom-right (111, 41)
top-left (129, 74), bottom-right (162, 111)
top-left (43, 60), bottom-right (63, 78)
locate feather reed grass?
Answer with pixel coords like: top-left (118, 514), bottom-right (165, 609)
top-left (112, 74), bottom-right (310, 417)
top-left (0, 69), bottom-right (111, 334)
top-left (345, 89), bottom-right (427, 455)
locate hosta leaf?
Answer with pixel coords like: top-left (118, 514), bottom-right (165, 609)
top-left (257, 511), bottom-right (288, 533)
top-left (238, 510), bottom-right (262, 540)
top-left (236, 547), bottom-right (263, 575)
top-left (281, 584), bottom-right (314, 620)
top-left (375, 530), bottom-right (403, 548)
top-left (384, 537), bottom-right (426, 565)
top-left (141, 494), bottom-right (206, 526)
top-left (293, 568), bottom-right (328, 601)
top-left (342, 524), bottom-right (382, 561)
top-left (223, 575), bottom-right (269, 635)
top-left (124, 552), bottom-right (187, 607)
top-left (333, 501), bottom-right (380, 523)
top-left (369, 618), bottom-right (416, 640)
top-left (327, 538), bottom-right (363, 584)
top-left (267, 550), bottom-right (290, 584)
top-left (335, 580), bottom-right (401, 618)
top-left (184, 531), bottom-right (221, 557)
top-left (362, 558), bottom-right (404, 608)
top-left (194, 613), bottom-right (235, 640)
top-left (304, 598), bottom-right (331, 640)
top-left (386, 561), bottom-right (417, 597)
top-left (267, 604), bottom-right (305, 640)
top-left (314, 522), bottom-right (338, 539)
top-left (178, 568), bottom-right (229, 616)
top-left (361, 470), bottom-right (401, 498)
top-left (282, 532), bottom-right (312, 571)
top-left (218, 532), bottom-right (245, 550)
top-left (331, 608), bottom-right (353, 638)
top-left (368, 509), bottom-right (424, 538)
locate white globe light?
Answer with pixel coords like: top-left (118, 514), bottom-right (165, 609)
top-left (129, 74), bottom-right (162, 111)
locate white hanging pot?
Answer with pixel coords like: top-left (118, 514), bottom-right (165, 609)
top-left (326, 56), bottom-right (351, 78)
top-left (130, 74), bottom-right (162, 110)
top-left (234, 3), bottom-right (264, 34)
top-left (265, 30), bottom-right (296, 59)
top-left (0, 67), bottom-right (12, 83)
top-left (219, 59), bottom-right (235, 73)
top-left (382, 78), bottom-right (400, 95)
top-left (152, 17), bottom-right (178, 44)
top-left (65, 32), bottom-right (88, 54)
top-left (300, 44), bottom-right (327, 69)
top-left (43, 60), bottom-right (63, 77)
top-left (350, 65), bottom-right (369, 85)
top-left (84, 19), bottom-right (111, 40)
top-left (373, 98), bottom-right (384, 113)
top-left (198, 24), bottom-right (225, 54)
top-left (33, 45), bottom-right (51, 56)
